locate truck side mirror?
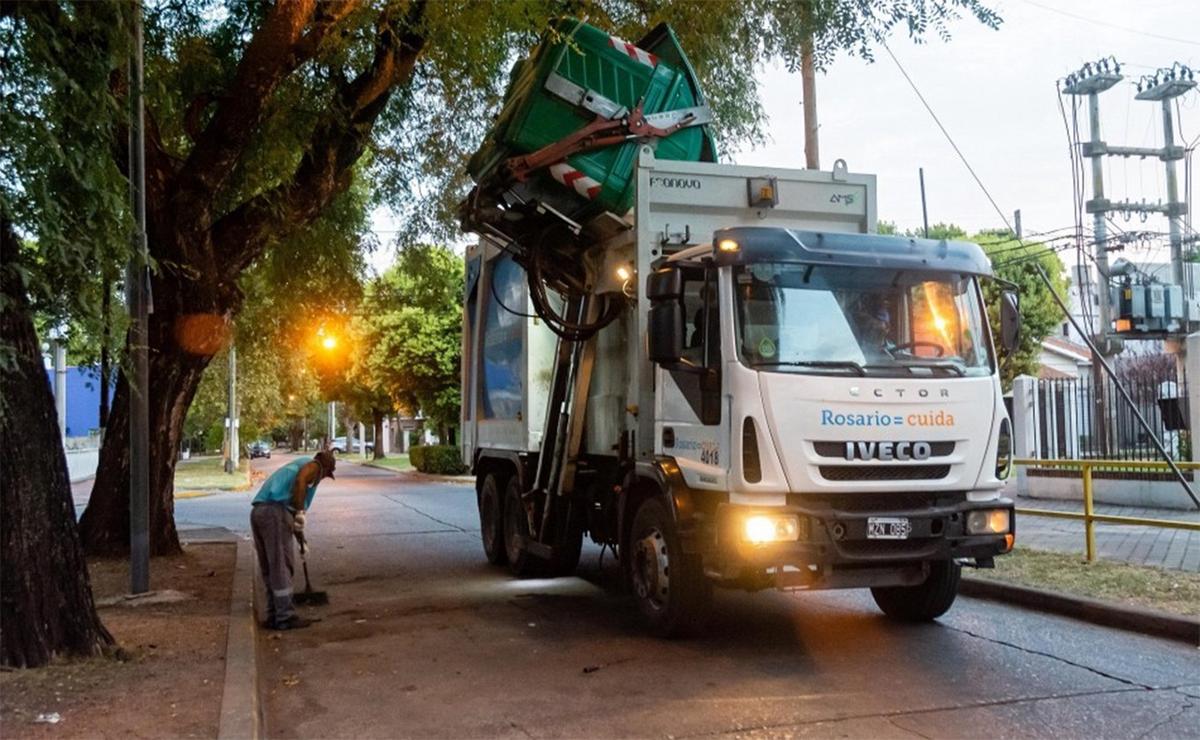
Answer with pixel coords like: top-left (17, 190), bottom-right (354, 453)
top-left (1000, 290), bottom-right (1020, 353)
top-left (647, 267), bottom-right (685, 365)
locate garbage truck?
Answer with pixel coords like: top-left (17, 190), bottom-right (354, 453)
top-left (460, 18), bottom-right (1020, 636)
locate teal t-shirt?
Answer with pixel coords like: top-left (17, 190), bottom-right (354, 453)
top-left (252, 458), bottom-right (320, 510)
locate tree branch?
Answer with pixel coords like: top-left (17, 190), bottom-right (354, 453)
top-left (287, 0), bottom-right (360, 68)
top-left (211, 1), bottom-right (428, 275)
top-left (172, 0), bottom-right (320, 226)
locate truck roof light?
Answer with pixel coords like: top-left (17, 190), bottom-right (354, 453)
top-left (718, 239), bottom-right (740, 252)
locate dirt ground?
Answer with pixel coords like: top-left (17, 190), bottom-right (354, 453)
top-left (0, 543), bottom-right (235, 739)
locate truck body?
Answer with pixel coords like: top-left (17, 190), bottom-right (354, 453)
top-left (462, 150), bottom-right (1017, 634)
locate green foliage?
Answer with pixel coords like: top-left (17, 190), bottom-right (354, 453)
top-left (409, 444), bottom-right (466, 475)
top-left (1, 4), bottom-right (131, 375)
top-left (358, 245), bottom-right (464, 433)
top-left (977, 235), bottom-right (1069, 387)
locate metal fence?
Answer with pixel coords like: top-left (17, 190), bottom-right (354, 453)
top-left (1031, 369), bottom-right (1190, 466)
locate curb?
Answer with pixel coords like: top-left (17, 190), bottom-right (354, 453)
top-left (217, 539), bottom-right (263, 740)
top-left (960, 576), bottom-right (1200, 646)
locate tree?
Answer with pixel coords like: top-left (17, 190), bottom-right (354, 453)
top-left (977, 234), bottom-right (1069, 386)
top-left (360, 245), bottom-right (463, 441)
top-left (7, 2), bottom-right (1006, 558)
top-left (1, 221), bottom-right (114, 668)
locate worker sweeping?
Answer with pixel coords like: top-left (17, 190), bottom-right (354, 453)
top-left (250, 450), bottom-right (336, 630)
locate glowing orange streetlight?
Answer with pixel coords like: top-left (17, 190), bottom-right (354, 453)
top-left (321, 335), bottom-right (338, 351)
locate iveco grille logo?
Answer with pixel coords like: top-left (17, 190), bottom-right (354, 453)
top-left (845, 441), bottom-right (932, 461)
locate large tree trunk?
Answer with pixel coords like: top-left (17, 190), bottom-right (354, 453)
top-left (80, 265), bottom-right (229, 557)
top-left (288, 418), bottom-right (304, 452)
top-left (372, 409), bottom-right (385, 459)
top-left (1, 227), bottom-right (114, 668)
top-left (79, 353), bottom-right (208, 556)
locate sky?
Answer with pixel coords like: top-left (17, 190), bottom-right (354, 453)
top-left (369, 0), bottom-right (1199, 274)
top-left (738, 0), bottom-right (1198, 244)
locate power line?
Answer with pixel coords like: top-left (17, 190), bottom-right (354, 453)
top-left (1015, 0), bottom-right (1200, 48)
top-left (881, 42), bottom-right (1014, 235)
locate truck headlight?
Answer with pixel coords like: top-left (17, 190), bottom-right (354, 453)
top-left (995, 417), bottom-right (1013, 480)
top-left (743, 514), bottom-right (801, 544)
top-left (966, 509), bottom-right (1011, 535)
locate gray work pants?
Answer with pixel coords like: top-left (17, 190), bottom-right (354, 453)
top-left (251, 503), bottom-right (296, 625)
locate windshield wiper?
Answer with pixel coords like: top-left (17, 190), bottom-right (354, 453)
top-left (894, 359), bottom-right (967, 376)
top-left (751, 360), bottom-right (867, 376)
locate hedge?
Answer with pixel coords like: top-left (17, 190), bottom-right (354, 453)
top-left (409, 444), bottom-right (467, 475)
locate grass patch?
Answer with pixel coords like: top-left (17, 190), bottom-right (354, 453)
top-left (974, 546), bottom-right (1200, 618)
top-left (174, 455), bottom-right (250, 491)
top-left (360, 454), bottom-right (412, 471)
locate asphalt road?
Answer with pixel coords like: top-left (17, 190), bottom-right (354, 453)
top-left (189, 455), bottom-right (1199, 738)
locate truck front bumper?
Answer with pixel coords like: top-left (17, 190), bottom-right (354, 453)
top-left (701, 497), bottom-right (1015, 590)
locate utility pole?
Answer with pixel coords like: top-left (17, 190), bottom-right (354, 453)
top-left (127, 0), bottom-right (150, 595)
top-left (223, 344), bottom-right (238, 474)
top-left (99, 276), bottom-right (110, 430)
top-left (1064, 62), bottom-right (1123, 457)
top-left (328, 401), bottom-right (336, 447)
top-left (1064, 59), bottom-right (1198, 456)
top-left (51, 335), bottom-right (67, 440)
top-left (1134, 67), bottom-right (1196, 320)
top-left (800, 2), bottom-right (819, 170)
top-left (919, 168), bottom-right (930, 237)
top-left (1013, 209), bottom-right (1022, 241)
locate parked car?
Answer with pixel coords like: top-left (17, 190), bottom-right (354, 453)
top-left (248, 440), bottom-right (271, 459)
top-left (330, 436), bottom-right (373, 454)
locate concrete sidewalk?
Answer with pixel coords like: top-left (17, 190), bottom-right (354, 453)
top-left (1015, 494), bottom-right (1200, 572)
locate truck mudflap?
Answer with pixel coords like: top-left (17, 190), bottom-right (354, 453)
top-left (704, 499), bottom-right (1015, 590)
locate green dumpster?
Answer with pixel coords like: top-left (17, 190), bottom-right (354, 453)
top-left (468, 17), bottom-right (717, 220)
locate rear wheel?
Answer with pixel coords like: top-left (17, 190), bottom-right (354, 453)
top-left (871, 560), bottom-right (961, 622)
top-left (503, 477), bottom-right (543, 577)
top-left (627, 498), bottom-right (711, 637)
top-left (478, 473), bottom-right (507, 565)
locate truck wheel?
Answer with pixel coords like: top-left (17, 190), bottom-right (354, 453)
top-left (871, 560), bottom-right (961, 622)
top-left (503, 477), bottom-right (543, 577)
top-left (627, 498), bottom-right (711, 637)
top-left (478, 473), bottom-right (507, 566)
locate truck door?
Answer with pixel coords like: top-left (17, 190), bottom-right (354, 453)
top-left (656, 264), bottom-right (728, 489)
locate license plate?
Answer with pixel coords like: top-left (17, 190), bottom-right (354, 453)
top-left (867, 517), bottom-right (912, 540)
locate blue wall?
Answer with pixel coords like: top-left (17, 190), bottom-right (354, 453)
top-left (46, 366), bottom-right (113, 437)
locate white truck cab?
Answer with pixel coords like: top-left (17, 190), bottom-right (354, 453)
top-left (463, 151), bottom-right (1018, 635)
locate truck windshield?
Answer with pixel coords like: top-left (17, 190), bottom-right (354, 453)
top-left (733, 263), bottom-right (993, 377)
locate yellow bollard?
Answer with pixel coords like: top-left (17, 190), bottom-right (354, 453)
top-left (1082, 463), bottom-right (1095, 562)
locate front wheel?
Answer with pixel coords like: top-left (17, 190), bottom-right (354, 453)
top-left (871, 560), bottom-right (961, 622)
top-left (627, 498), bottom-right (711, 637)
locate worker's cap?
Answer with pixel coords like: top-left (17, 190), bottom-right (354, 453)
top-left (314, 451), bottom-right (336, 480)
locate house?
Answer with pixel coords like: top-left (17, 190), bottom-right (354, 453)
top-left (1037, 336), bottom-right (1092, 379)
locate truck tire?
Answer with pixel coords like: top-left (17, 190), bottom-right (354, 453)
top-left (627, 497), bottom-right (711, 637)
top-left (871, 560), bottom-right (961, 622)
top-left (478, 473), bottom-right (507, 566)
top-left (503, 477), bottom-right (543, 577)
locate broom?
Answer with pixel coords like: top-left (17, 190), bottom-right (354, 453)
top-left (293, 532), bottom-right (329, 606)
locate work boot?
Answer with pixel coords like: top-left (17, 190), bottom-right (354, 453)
top-left (268, 615), bottom-right (315, 631)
